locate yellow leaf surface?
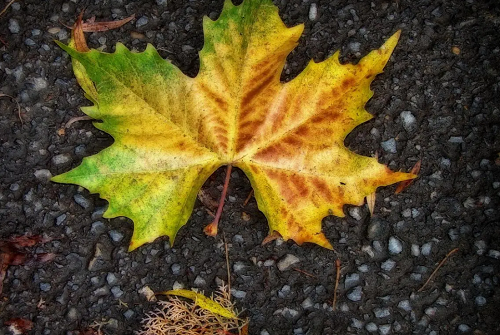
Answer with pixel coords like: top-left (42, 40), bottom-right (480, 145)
top-left (160, 289), bottom-right (238, 319)
top-left (52, 0), bottom-right (416, 250)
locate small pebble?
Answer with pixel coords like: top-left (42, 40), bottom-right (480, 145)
top-left (347, 286), bottom-right (362, 302)
top-left (32, 77), bottom-right (48, 91)
top-left (9, 19), bottom-right (20, 34)
top-left (301, 297), bottom-right (313, 309)
top-left (351, 318), bottom-right (363, 329)
top-left (48, 27), bottom-right (61, 34)
top-left (475, 296), bottom-right (486, 306)
top-left (381, 259), bottom-right (396, 271)
top-left (421, 242), bottom-right (432, 256)
top-left (194, 276), bottom-right (206, 287)
top-left (458, 324), bottom-right (471, 332)
top-left (358, 264), bottom-right (369, 272)
top-left (277, 254), bottom-right (300, 271)
top-left (374, 307), bottom-right (391, 318)
top-left (400, 111), bottom-right (417, 132)
top-left (106, 273), bottom-right (118, 286)
top-left (365, 322), bottom-right (378, 332)
top-left (381, 138), bottom-right (397, 153)
top-left (171, 263), bottom-right (181, 275)
top-left (108, 230), bottom-right (124, 242)
top-left (136, 16), bottom-right (149, 28)
top-left (487, 249), bottom-right (500, 259)
top-left (308, 3), bottom-right (317, 21)
top-left (56, 214), bottom-right (67, 226)
top-left (411, 244), bottom-right (420, 256)
top-left (425, 307), bottom-right (437, 317)
top-left (172, 281), bottom-right (184, 290)
top-left (344, 273), bottom-right (360, 290)
top-left (278, 285), bottom-right (291, 298)
top-left (398, 300), bottom-right (412, 312)
top-left (263, 259), bottom-right (275, 267)
top-left (91, 221), bottom-right (105, 234)
top-left (379, 324), bottom-right (391, 335)
top-left (52, 153), bottom-right (71, 165)
top-left (40, 283), bottom-right (51, 291)
top-left (123, 309), bottom-right (134, 319)
top-left (388, 236), bottom-right (403, 254)
top-left (74, 194), bottom-right (91, 209)
top-left (34, 169), bottom-right (52, 181)
top-left (111, 286), bottom-right (124, 298)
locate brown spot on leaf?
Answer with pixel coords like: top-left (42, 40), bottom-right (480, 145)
top-left (342, 77), bottom-right (355, 89)
top-left (199, 83), bottom-right (228, 111)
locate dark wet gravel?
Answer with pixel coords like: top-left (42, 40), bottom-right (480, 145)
top-left (1, 0), bottom-right (500, 334)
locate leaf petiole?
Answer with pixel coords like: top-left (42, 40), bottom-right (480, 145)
top-left (204, 165), bottom-right (233, 236)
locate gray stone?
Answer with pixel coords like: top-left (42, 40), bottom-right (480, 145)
top-left (233, 261), bottom-right (246, 273)
top-left (475, 296), bottom-right (486, 306)
top-left (425, 307), bottom-right (437, 317)
top-left (397, 300), bottom-right (412, 312)
top-left (56, 214), bottom-right (67, 226)
top-left (277, 254), bottom-right (300, 271)
top-left (136, 16), bottom-right (149, 28)
top-left (411, 244), bottom-right (420, 256)
top-left (9, 19), bottom-right (20, 33)
top-left (381, 259), bottom-right (396, 271)
top-left (367, 219), bottom-right (386, 239)
top-left (365, 322), bottom-right (378, 332)
top-left (263, 259), bottom-right (275, 267)
top-left (381, 138), bottom-right (397, 153)
top-left (91, 221), bottom-right (105, 234)
top-left (123, 309), bottom-right (134, 319)
top-left (194, 276), bottom-right (206, 287)
top-left (379, 324), bottom-right (391, 335)
top-left (348, 207), bottom-right (363, 220)
top-left (421, 242), bottom-right (432, 256)
top-left (449, 136), bottom-right (463, 143)
top-left (458, 324), bottom-right (471, 332)
top-left (374, 307), bottom-right (391, 318)
top-left (274, 307), bottom-right (299, 319)
top-left (52, 153), bottom-right (71, 165)
top-left (111, 286), bottom-right (124, 298)
top-left (400, 111), bottom-right (417, 132)
top-left (308, 3), bottom-right (317, 21)
top-left (74, 194), bottom-right (91, 209)
top-left (156, 0), bottom-right (168, 4)
top-left (32, 77), bottom-right (48, 91)
top-left (109, 230), bottom-right (124, 242)
top-left (301, 297), bottom-right (313, 309)
top-left (231, 289), bottom-right (246, 299)
top-left (358, 264), bottom-right (369, 272)
top-left (388, 236), bottom-right (403, 254)
top-left (106, 273), bottom-right (118, 286)
top-left (171, 263), bottom-right (181, 275)
top-left (93, 286), bottom-right (109, 296)
top-left (34, 169), bottom-right (52, 182)
top-left (487, 249), bottom-right (500, 259)
top-left (349, 41), bottom-right (361, 53)
top-left (344, 273), bottom-right (360, 290)
top-left (278, 284), bottom-right (291, 298)
top-left (40, 282), bottom-right (51, 291)
top-left (347, 286), bottom-right (362, 302)
top-left (351, 318), bottom-right (363, 329)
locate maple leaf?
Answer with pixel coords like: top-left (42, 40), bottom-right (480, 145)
top-left (52, 0), bottom-right (416, 250)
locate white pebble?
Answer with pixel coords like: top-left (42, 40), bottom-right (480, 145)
top-left (421, 242), bottom-right (432, 256)
top-left (381, 138), bottom-right (397, 153)
top-left (308, 3), bottom-right (317, 21)
top-left (365, 322), bottom-right (378, 332)
top-left (487, 249), bottom-right (500, 260)
top-left (411, 244), bottom-right (420, 257)
top-left (348, 207), bottom-right (363, 220)
top-left (347, 286), bottom-right (363, 302)
top-left (381, 259), bottom-right (396, 271)
top-left (277, 254), bottom-right (300, 271)
top-left (388, 236), bottom-right (403, 254)
top-left (400, 111), bottom-right (417, 132)
top-left (398, 300), bottom-right (412, 312)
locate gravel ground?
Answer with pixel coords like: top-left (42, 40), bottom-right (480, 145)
top-left (1, 0), bottom-right (500, 334)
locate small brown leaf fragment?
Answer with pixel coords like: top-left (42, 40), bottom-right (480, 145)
top-left (241, 212), bottom-right (251, 222)
top-left (5, 318), bottom-right (33, 334)
top-left (57, 128), bottom-right (66, 136)
top-left (395, 160), bottom-right (421, 194)
top-left (6, 235), bottom-right (52, 248)
top-left (366, 192), bottom-right (376, 216)
top-left (451, 46), bottom-right (460, 55)
top-left (261, 231), bottom-right (282, 246)
top-left (81, 14), bottom-right (135, 32)
top-left (130, 31), bottom-right (145, 39)
top-left (332, 258), bottom-right (341, 311)
top-left (72, 11), bottom-right (90, 52)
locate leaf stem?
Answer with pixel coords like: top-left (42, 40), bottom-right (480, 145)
top-left (204, 165), bottom-right (232, 236)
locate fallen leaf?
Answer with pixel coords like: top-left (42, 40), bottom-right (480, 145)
top-left (53, 0), bottom-right (416, 251)
top-left (159, 289), bottom-right (238, 319)
top-left (395, 160), bottom-right (421, 194)
top-left (80, 14), bottom-right (135, 32)
top-left (5, 318), bottom-right (33, 335)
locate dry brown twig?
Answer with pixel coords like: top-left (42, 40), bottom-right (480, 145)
top-left (0, 0), bottom-right (17, 18)
top-left (332, 259), bottom-right (341, 311)
top-left (418, 248), bottom-right (459, 292)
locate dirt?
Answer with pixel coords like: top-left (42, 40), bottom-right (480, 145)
top-left (1, 0), bottom-right (499, 334)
